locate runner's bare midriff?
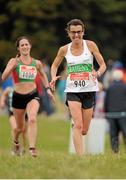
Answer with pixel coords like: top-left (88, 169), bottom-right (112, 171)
top-left (14, 82), bottom-right (36, 94)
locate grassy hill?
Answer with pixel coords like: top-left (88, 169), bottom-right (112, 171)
top-left (0, 113), bottom-right (126, 179)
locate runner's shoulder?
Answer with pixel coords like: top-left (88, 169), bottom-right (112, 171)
top-left (86, 40), bottom-right (97, 52)
top-left (59, 44), bottom-right (68, 56)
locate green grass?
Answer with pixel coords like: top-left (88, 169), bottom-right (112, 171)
top-left (0, 113), bottom-right (126, 179)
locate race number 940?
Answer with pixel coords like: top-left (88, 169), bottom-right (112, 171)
top-left (74, 80), bottom-right (85, 87)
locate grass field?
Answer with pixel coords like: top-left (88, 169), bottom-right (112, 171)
top-left (0, 110), bottom-right (126, 179)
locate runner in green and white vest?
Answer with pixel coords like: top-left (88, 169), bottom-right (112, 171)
top-left (50, 19), bottom-right (106, 156)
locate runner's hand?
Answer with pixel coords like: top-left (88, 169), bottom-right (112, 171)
top-left (46, 89), bottom-right (55, 103)
top-left (92, 70), bottom-right (97, 81)
top-left (50, 76), bottom-right (61, 91)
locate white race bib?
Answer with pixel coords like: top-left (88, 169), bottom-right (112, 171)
top-left (19, 65), bottom-right (37, 79)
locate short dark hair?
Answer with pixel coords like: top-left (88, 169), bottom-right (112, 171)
top-left (66, 19), bottom-right (85, 31)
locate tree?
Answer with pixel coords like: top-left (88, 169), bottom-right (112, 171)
top-left (0, 0), bottom-right (126, 71)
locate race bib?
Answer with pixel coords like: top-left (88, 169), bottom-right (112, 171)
top-left (69, 73), bottom-right (89, 87)
top-left (70, 72), bottom-right (89, 81)
top-left (67, 63), bottom-right (92, 74)
top-left (66, 63), bottom-right (95, 89)
top-left (19, 65), bottom-right (37, 79)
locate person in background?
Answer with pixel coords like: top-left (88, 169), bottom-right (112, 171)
top-left (50, 19), bottom-right (106, 155)
top-left (35, 72), bottom-right (43, 114)
top-left (103, 59), bottom-right (114, 90)
top-left (1, 75), bottom-right (14, 90)
top-left (56, 65), bottom-right (70, 120)
top-left (0, 87), bottom-right (28, 155)
top-left (41, 60), bottom-right (55, 116)
top-left (103, 60), bottom-right (124, 90)
top-left (1, 36), bottom-right (55, 157)
top-left (56, 64), bottom-right (67, 103)
top-left (93, 82), bottom-right (105, 119)
top-left (104, 69), bottom-right (126, 153)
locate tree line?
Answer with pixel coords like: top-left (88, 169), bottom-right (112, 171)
top-left (0, 0), bottom-right (126, 72)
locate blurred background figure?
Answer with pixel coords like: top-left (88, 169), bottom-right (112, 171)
top-left (104, 69), bottom-right (126, 153)
top-left (41, 59), bottom-right (55, 116)
top-left (0, 87), bottom-right (28, 155)
top-left (103, 59), bottom-right (114, 90)
top-left (103, 59), bottom-right (124, 90)
top-left (1, 75), bottom-right (14, 90)
top-left (35, 72), bottom-right (44, 114)
top-left (56, 64), bottom-right (70, 120)
top-left (0, 74), bottom-right (14, 114)
top-left (56, 66), bottom-right (67, 104)
top-left (93, 82), bottom-right (105, 119)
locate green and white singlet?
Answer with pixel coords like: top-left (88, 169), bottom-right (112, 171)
top-left (64, 40), bottom-right (99, 93)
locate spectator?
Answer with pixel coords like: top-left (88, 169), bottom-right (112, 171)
top-left (94, 82), bottom-right (105, 119)
top-left (41, 60), bottom-right (55, 116)
top-left (0, 87), bottom-right (28, 155)
top-left (104, 69), bottom-right (126, 153)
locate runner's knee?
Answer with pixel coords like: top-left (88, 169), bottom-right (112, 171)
top-left (73, 123), bottom-right (82, 130)
top-left (82, 130), bottom-right (87, 135)
top-left (16, 128), bottom-right (22, 134)
top-left (29, 116), bottom-right (36, 124)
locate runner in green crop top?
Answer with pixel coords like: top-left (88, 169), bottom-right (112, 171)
top-left (2, 36), bottom-right (55, 157)
top-left (12, 58), bottom-right (37, 83)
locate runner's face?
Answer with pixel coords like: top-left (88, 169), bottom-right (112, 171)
top-left (68, 25), bottom-right (84, 42)
top-left (18, 39), bottom-right (31, 56)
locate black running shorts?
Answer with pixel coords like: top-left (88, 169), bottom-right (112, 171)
top-left (12, 89), bottom-right (40, 109)
top-left (66, 92), bottom-right (96, 109)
